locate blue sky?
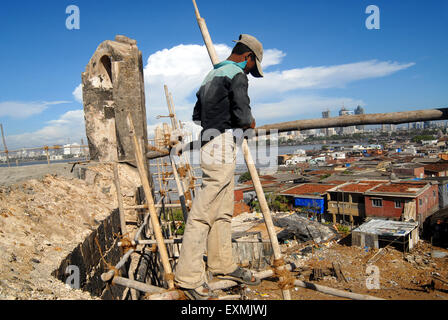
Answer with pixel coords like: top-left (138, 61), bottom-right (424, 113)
top-left (0, 0), bottom-right (447, 148)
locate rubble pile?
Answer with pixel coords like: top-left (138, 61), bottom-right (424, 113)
top-left (0, 163), bottom-right (139, 300)
top-left (273, 213), bottom-right (338, 243)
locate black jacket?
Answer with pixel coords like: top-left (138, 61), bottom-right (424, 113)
top-left (193, 61), bottom-right (254, 136)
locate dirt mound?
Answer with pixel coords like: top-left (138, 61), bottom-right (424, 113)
top-left (0, 163), bottom-right (139, 300)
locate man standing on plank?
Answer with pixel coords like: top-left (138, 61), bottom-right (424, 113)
top-left (175, 34), bottom-right (264, 300)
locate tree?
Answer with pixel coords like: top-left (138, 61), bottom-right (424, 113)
top-left (238, 171), bottom-right (252, 183)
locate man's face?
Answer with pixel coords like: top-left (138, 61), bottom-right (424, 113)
top-left (243, 52), bottom-right (257, 75)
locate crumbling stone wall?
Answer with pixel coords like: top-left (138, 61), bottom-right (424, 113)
top-left (82, 35), bottom-right (148, 163)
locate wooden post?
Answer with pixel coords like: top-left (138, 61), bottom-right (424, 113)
top-left (242, 133), bottom-right (291, 300)
top-left (256, 108), bottom-right (448, 134)
top-left (113, 163), bottom-right (127, 235)
top-left (0, 124), bottom-right (10, 168)
top-left (164, 85), bottom-right (196, 199)
top-left (127, 114), bottom-right (175, 289)
top-left (45, 146), bottom-right (50, 165)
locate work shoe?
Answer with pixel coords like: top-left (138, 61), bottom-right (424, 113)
top-left (215, 266), bottom-right (261, 286)
top-left (182, 283), bottom-right (218, 300)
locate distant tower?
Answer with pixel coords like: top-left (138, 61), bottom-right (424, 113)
top-left (321, 109), bottom-right (330, 136)
top-left (354, 105), bottom-right (365, 132)
top-left (339, 105), bottom-right (355, 135)
top-left (339, 106), bottom-right (350, 116)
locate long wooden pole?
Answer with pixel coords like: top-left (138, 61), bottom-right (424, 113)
top-left (127, 114), bottom-right (175, 289)
top-left (0, 124), bottom-right (10, 168)
top-left (256, 108), bottom-right (448, 134)
top-left (145, 263), bottom-right (384, 300)
top-left (113, 163), bottom-right (127, 235)
top-left (192, 0), bottom-right (291, 300)
top-left (146, 106), bottom-right (448, 161)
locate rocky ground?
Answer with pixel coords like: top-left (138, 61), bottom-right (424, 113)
top-left (1, 163), bottom-right (447, 300)
top-left (0, 163), bottom-right (140, 300)
top-left (239, 237), bottom-right (448, 300)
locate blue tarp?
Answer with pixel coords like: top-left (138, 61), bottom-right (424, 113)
top-left (294, 197), bottom-right (324, 214)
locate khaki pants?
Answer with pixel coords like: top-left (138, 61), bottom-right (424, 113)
top-left (175, 131), bottom-right (238, 289)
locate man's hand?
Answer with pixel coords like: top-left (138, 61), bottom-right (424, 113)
top-left (250, 119), bottom-right (256, 129)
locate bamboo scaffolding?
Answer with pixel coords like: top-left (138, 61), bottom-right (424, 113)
top-left (118, 238), bottom-right (272, 247)
top-left (162, 123), bottom-right (189, 223)
top-left (127, 114), bottom-right (175, 289)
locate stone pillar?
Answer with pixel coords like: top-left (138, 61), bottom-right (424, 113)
top-left (81, 35), bottom-right (148, 164)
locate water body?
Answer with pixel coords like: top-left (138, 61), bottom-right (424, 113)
top-left (181, 143), bottom-right (349, 175)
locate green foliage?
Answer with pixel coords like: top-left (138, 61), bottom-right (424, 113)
top-left (319, 173), bottom-right (332, 180)
top-left (171, 208), bottom-right (184, 221)
top-left (238, 171), bottom-right (252, 183)
top-left (336, 224), bottom-right (351, 234)
top-left (411, 134), bottom-right (435, 143)
top-left (250, 193), bottom-right (290, 212)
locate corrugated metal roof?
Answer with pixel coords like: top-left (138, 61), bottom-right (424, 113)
top-left (353, 219), bottom-right (418, 237)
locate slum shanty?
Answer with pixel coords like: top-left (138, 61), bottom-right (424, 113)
top-left (0, 1), bottom-right (448, 301)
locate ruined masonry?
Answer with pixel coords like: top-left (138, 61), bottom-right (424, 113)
top-left (82, 35), bottom-right (148, 163)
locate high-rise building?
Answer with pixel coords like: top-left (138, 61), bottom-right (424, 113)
top-left (321, 109), bottom-right (331, 136)
top-left (354, 105), bottom-right (365, 132)
top-left (338, 106), bottom-right (356, 135)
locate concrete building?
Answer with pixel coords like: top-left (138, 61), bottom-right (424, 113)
top-left (352, 219), bottom-right (419, 252)
top-left (364, 181), bottom-right (439, 226)
top-left (321, 109), bottom-right (335, 136)
top-left (354, 105), bottom-right (365, 131)
top-left (280, 183), bottom-right (343, 215)
top-left (327, 180), bottom-right (386, 224)
top-left (338, 107), bottom-right (356, 135)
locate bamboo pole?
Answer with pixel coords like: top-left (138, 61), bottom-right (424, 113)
top-left (45, 146), bottom-right (50, 165)
top-left (0, 124), bottom-right (10, 167)
top-left (127, 114), bottom-right (175, 289)
top-left (256, 107), bottom-right (448, 134)
top-left (113, 163), bottom-right (127, 235)
top-left (145, 263), bottom-right (385, 300)
top-left (101, 249), bottom-right (135, 282)
top-left (145, 106), bottom-right (448, 161)
top-left (112, 276), bottom-right (166, 295)
top-left (118, 238), bottom-right (272, 247)
top-left (241, 140), bottom-right (291, 300)
top-left (162, 123), bottom-right (189, 223)
top-left (168, 91), bottom-right (197, 198)
top-left (192, 0), bottom-right (291, 300)
top-left (134, 196), bottom-right (164, 242)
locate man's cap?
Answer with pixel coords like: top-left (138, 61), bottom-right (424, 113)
top-left (233, 34), bottom-right (264, 78)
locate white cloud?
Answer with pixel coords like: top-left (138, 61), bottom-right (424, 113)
top-left (142, 44), bottom-right (414, 133)
top-left (249, 60), bottom-right (415, 99)
top-left (64, 43), bottom-right (415, 146)
top-left (143, 44), bottom-right (287, 125)
top-left (6, 110), bottom-right (86, 149)
top-left (73, 84), bottom-right (83, 103)
top-left (0, 101), bottom-right (70, 119)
